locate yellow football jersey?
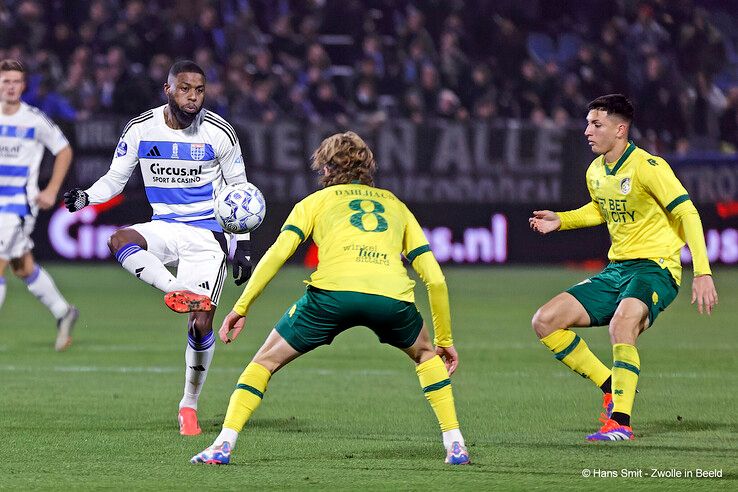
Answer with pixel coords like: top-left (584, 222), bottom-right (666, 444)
top-left (562, 142), bottom-right (701, 284)
top-left (281, 183), bottom-right (430, 301)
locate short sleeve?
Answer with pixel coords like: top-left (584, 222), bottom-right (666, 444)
top-left (35, 112), bottom-right (69, 155)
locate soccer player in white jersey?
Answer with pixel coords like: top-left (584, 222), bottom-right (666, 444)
top-left (0, 59), bottom-right (78, 351)
top-left (63, 60), bottom-right (252, 436)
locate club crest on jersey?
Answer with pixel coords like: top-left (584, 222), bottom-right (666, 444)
top-left (116, 140), bottom-right (127, 157)
top-left (191, 143), bottom-right (205, 160)
top-left (620, 177), bottom-right (632, 195)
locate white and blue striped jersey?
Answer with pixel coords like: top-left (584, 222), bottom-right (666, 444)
top-left (0, 102), bottom-right (70, 217)
top-left (86, 105), bottom-right (247, 232)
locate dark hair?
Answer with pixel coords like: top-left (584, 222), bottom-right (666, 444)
top-left (587, 94), bottom-right (634, 122)
top-left (0, 59), bottom-right (25, 74)
top-left (168, 60), bottom-right (206, 80)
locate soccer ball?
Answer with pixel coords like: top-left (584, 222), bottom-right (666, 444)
top-left (214, 182), bottom-right (266, 234)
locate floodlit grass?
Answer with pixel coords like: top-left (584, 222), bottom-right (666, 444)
top-left (1, 265), bottom-right (735, 490)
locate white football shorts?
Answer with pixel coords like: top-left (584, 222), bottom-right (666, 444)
top-left (128, 221), bottom-right (228, 306)
top-left (0, 214), bottom-right (35, 261)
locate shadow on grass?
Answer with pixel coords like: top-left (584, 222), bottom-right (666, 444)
top-left (640, 419), bottom-right (737, 434)
top-left (201, 415), bottom-right (312, 434)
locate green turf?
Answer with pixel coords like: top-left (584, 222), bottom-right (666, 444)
top-left (0, 264), bottom-right (736, 490)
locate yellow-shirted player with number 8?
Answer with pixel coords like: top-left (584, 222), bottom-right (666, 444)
top-left (529, 94), bottom-right (718, 441)
top-left (187, 131), bottom-right (469, 465)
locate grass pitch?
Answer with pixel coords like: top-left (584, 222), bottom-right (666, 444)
top-left (1, 265), bottom-right (736, 490)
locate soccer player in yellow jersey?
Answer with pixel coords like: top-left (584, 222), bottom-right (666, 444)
top-left (189, 131), bottom-right (469, 465)
top-left (529, 94), bottom-right (718, 441)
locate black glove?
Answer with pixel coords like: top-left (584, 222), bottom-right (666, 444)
top-left (233, 240), bottom-right (253, 286)
top-left (63, 188), bottom-right (89, 212)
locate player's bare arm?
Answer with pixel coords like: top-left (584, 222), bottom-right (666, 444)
top-left (529, 210), bottom-right (561, 234)
top-left (37, 145), bottom-right (73, 209)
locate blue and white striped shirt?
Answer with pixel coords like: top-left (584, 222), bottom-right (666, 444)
top-left (0, 103), bottom-right (69, 217)
top-left (86, 105), bottom-right (247, 232)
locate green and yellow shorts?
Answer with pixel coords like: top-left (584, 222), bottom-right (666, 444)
top-left (566, 259), bottom-right (679, 327)
top-left (275, 286), bottom-right (424, 353)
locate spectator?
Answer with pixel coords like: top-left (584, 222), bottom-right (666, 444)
top-left (719, 87), bottom-right (738, 152)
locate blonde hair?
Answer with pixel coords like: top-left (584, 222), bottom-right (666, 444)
top-left (310, 131), bottom-right (376, 187)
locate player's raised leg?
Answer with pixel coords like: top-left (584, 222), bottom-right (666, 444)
top-left (191, 328), bottom-right (301, 464)
top-left (12, 252), bottom-right (78, 351)
top-left (533, 292), bottom-right (613, 416)
top-left (587, 298), bottom-right (647, 441)
top-left (108, 228), bottom-right (191, 294)
top-left (404, 324), bottom-right (469, 465)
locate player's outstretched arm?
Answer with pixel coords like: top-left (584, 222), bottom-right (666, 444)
top-left (670, 202), bottom-right (718, 315)
top-left (63, 187), bottom-right (89, 212)
top-left (529, 210), bottom-right (561, 234)
top-left (225, 231), bottom-right (302, 343)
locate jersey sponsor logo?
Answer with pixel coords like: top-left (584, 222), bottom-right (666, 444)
top-left (597, 198), bottom-right (637, 223)
top-left (0, 143), bottom-right (22, 158)
top-left (620, 177), bottom-right (631, 195)
top-left (191, 143), bottom-right (205, 160)
top-left (116, 140), bottom-right (127, 157)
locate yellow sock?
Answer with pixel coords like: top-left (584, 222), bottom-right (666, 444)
top-left (222, 362), bottom-right (272, 432)
top-left (417, 355), bottom-right (459, 432)
top-left (612, 343), bottom-right (640, 418)
top-left (541, 329), bottom-right (611, 387)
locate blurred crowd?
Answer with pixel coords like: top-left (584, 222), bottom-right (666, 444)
top-left (1, 0), bottom-right (737, 155)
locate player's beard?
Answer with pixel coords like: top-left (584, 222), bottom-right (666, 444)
top-left (168, 95), bottom-right (202, 127)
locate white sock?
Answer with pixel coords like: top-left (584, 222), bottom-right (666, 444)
top-left (0, 277), bottom-right (6, 310)
top-left (213, 427), bottom-right (239, 448)
top-left (442, 428), bottom-right (465, 449)
top-left (115, 243), bottom-right (188, 292)
top-left (25, 266), bottom-right (69, 319)
top-left (179, 330), bottom-right (215, 410)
